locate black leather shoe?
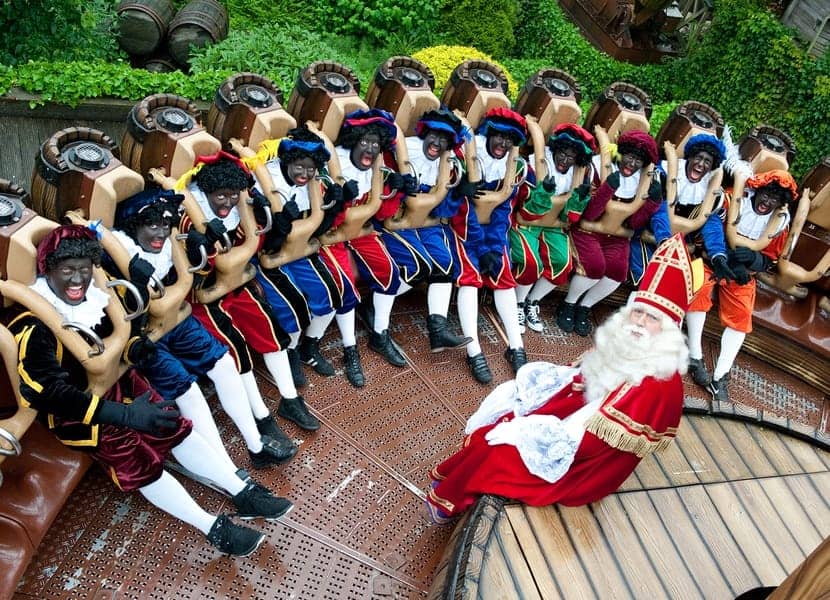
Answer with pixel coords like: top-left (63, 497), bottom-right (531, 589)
top-left (255, 415), bottom-right (296, 450)
top-left (343, 345), bottom-right (365, 387)
top-left (688, 357), bottom-right (711, 387)
top-left (556, 301), bottom-right (576, 333)
top-left (206, 514), bottom-right (265, 556)
top-left (277, 395), bottom-right (321, 431)
top-left (369, 329), bottom-right (407, 367)
top-left (427, 314), bottom-right (472, 352)
top-left (249, 435), bottom-right (297, 468)
top-left (286, 348), bottom-right (307, 388)
top-left (707, 372), bottom-right (731, 403)
top-left (232, 482), bottom-right (293, 521)
top-left (466, 353), bottom-right (492, 384)
top-left (298, 336), bottom-right (335, 376)
top-left (504, 347), bottom-right (528, 374)
top-left (573, 305), bottom-right (593, 337)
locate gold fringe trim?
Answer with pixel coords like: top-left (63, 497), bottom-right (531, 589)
top-left (584, 413), bottom-right (675, 458)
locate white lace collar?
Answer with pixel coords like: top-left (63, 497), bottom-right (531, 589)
top-left (336, 146), bottom-right (374, 198)
top-left (736, 190), bottom-right (790, 240)
top-left (474, 135), bottom-right (508, 183)
top-left (30, 276), bottom-right (110, 329)
top-left (111, 229), bottom-right (173, 280)
top-left (405, 137), bottom-right (440, 187)
top-left (663, 159), bottom-right (712, 206)
top-left (189, 183), bottom-right (241, 231)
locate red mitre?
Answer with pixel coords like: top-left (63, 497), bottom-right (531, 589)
top-left (631, 233), bottom-right (696, 325)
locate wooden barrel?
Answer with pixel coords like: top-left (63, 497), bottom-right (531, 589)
top-left (514, 68), bottom-right (582, 134)
top-left (365, 56), bottom-right (438, 135)
top-left (656, 100), bottom-right (724, 155)
top-left (207, 72), bottom-right (296, 147)
top-left (738, 125), bottom-right (796, 174)
top-left (167, 0), bottom-right (229, 68)
top-left (286, 61), bottom-right (367, 143)
top-left (583, 82), bottom-right (652, 141)
top-left (140, 53), bottom-right (180, 73)
top-left (440, 60), bottom-right (510, 129)
top-left (116, 0), bottom-right (175, 56)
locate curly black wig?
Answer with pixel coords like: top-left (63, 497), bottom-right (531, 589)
top-left (45, 237), bottom-right (102, 272)
top-left (194, 158), bottom-right (250, 194)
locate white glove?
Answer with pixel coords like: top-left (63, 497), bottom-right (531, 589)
top-left (485, 418), bottom-right (524, 446)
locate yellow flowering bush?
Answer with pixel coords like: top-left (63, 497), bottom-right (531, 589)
top-left (412, 45), bottom-right (518, 100)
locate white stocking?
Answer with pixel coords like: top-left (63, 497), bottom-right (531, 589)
top-left (714, 327), bottom-right (746, 380)
top-left (263, 350), bottom-right (297, 399)
top-left (527, 279), bottom-right (557, 303)
top-left (172, 432), bottom-right (246, 496)
top-left (427, 282), bottom-right (453, 316)
top-left (209, 354), bottom-right (263, 451)
top-left (564, 274), bottom-right (598, 303)
top-left (515, 283), bottom-right (532, 304)
top-left (173, 382), bottom-right (236, 473)
top-left (373, 292), bottom-right (397, 333)
top-left (336, 309), bottom-right (356, 347)
top-left (457, 286), bottom-right (481, 357)
top-left (579, 276), bottom-right (620, 308)
top-left (139, 471), bottom-right (215, 534)
top-left (493, 288), bottom-right (524, 349)
top-left (306, 311), bottom-right (335, 339)
top-left (685, 311), bottom-right (707, 359)
top-left (288, 331), bottom-right (300, 349)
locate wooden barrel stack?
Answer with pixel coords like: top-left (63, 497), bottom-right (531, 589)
top-left (116, 0), bottom-right (228, 71)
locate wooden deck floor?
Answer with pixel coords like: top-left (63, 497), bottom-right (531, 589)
top-left (432, 416), bottom-right (830, 599)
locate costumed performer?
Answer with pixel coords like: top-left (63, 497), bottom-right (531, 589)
top-left (427, 233), bottom-right (696, 521)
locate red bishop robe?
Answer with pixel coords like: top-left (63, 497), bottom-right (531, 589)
top-left (428, 372), bottom-right (683, 516)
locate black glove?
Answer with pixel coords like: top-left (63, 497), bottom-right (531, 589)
top-left (185, 229), bottom-right (210, 266)
top-left (541, 175), bottom-right (556, 193)
top-left (386, 171), bottom-right (405, 192)
top-left (204, 218), bottom-right (228, 247)
top-left (575, 182), bottom-right (591, 199)
top-left (323, 182), bottom-right (344, 210)
top-left (647, 179), bottom-right (663, 203)
top-left (604, 171), bottom-right (621, 190)
top-left (280, 199), bottom-right (301, 222)
top-left (478, 251), bottom-right (502, 277)
top-left (730, 246), bottom-right (770, 272)
top-left (97, 391), bottom-right (180, 435)
top-left (710, 254), bottom-right (736, 283)
top-left (126, 335), bottom-right (157, 365)
top-left (249, 188), bottom-right (272, 226)
top-left (731, 262), bottom-right (751, 285)
top-left (343, 180), bottom-right (360, 203)
top-left (272, 212), bottom-right (294, 238)
top-left (127, 255), bottom-right (155, 303)
top-left (456, 175), bottom-right (483, 199)
top-left (402, 173), bottom-right (418, 196)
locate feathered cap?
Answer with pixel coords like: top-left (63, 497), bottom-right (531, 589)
top-left (617, 130), bottom-right (659, 166)
top-left (477, 107), bottom-right (527, 145)
top-left (415, 108), bottom-right (471, 150)
top-left (631, 233), bottom-right (701, 325)
top-left (115, 188), bottom-right (184, 227)
top-left (684, 133), bottom-right (727, 169)
top-left (746, 169), bottom-right (798, 203)
top-left (36, 224), bottom-right (98, 274)
top-left (340, 108), bottom-right (398, 147)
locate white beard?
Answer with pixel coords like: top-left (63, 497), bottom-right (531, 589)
top-left (580, 306), bottom-right (689, 404)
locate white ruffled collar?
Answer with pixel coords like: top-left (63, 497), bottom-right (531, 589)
top-left (30, 276), bottom-right (110, 329)
top-left (111, 229), bottom-right (173, 280)
top-left (336, 146), bottom-right (374, 198)
top-left (530, 148), bottom-right (574, 193)
top-left (405, 137), bottom-right (440, 187)
top-left (475, 135), bottom-right (508, 183)
top-left (260, 159), bottom-right (311, 212)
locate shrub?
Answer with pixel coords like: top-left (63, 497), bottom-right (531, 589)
top-left (412, 45), bottom-right (519, 100)
top-left (437, 0), bottom-right (519, 59)
top-left (313, 0), bottom-right (440, 48)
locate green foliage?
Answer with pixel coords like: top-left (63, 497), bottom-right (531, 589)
top-left (0, 0), bottom-right (123, 65)
top-left (412, 45), bottom-right (519, 100)
top-left (313, 0), bottom-right (440, 48)
top-left (437, 0), bottom-right (519, 59)
top-left (674, 0), bottom-right (829, 176)
top-left (224, 0), bottom-right (307, 30)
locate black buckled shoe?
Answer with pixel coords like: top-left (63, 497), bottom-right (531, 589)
top-left (427, 314), bottom-right (472, 352)
top-left (573, 305), bottom-right (593, 337)
top-left (688, 357), bottom-right (712, 387)
top-left (278, 395), bottom-right (321, 431)
top-left (556, 301), bottom-right (576, 333)
top-left (206, 514), bottom-right (265, 557)
top-left (249, 435), bottom-right (297, 468)
top-left (369, 329), bottom-right (407, 367)
top-left (504, 347), bottom-right (528, 374)
top-left (255, 415), bottom-right (296, 450)
top-left (466, 353), bottom-right (492, 384)
top-left (298, 336), bottom-right (335, 376)
top-left (232, 482), bottom-right (293, 521)
top-left (286, 348), bottom-right (307, 388)
top-left (343, 345), bottom-right (365, 387)
top-left (707, 372), bottom-right (731, 403)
